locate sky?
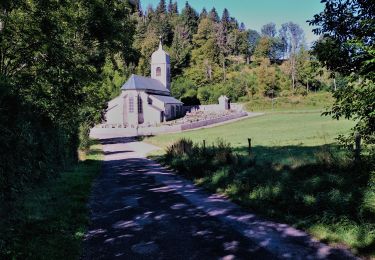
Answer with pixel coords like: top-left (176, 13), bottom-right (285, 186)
top-left (140, 0), bottom-right (325, 44)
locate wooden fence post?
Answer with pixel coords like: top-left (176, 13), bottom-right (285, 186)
top-left (248, 138), bottom-right (252, 155)
top-left (355, 133), bottom-right (361, 161)
top-left (203, 140), bottom-right (206, 152)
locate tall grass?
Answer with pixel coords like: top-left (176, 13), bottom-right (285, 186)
top-left (157, 138), bottom-right (375, 257)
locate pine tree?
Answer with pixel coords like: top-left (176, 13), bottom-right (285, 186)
top-left (168, 0), bottom-right (174, 14)
top-left (133, 0), bottom-right (143, 16)
top-left (221, 8), bottom-right (230, 29)
top-left (156, 0), bottom-right (166, 15)
top-left (239, 22), bottom-right (246, 32)
top-left (181, 2), bottom-right (199, 40)
top-left (171, 2), bottom-right (178, 14)
top-left (199, 8), bottom-right (208, 20)
top-left (209, 7), bottom-right (220, 23)
top-left (170, 25), bottom-right (192, 75)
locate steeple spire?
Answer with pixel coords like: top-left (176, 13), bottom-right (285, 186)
top-left (158, 36), bottom-right (163, 50)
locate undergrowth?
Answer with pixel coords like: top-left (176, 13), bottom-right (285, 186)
top-left (0, 141), bottom-right (103, 259)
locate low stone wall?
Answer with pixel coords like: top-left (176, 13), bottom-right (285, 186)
top-left (183, 103), bottom-right (244, 113)
top-left (91, 111), bottom-right (249, 138)
top-left (180, 112), bottom-right (248, 131)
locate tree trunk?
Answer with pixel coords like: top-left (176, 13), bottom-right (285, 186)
top-left (223, 59), bottom-right (226, 81)
top-left (333, 77), bottom-right (337, 91)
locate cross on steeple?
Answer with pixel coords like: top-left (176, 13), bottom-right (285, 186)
top-left (159, 36), bottom-right (163, 50)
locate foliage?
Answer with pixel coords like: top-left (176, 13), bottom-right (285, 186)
top-left (0, 0), bottom-right (135, 249)
top-left (309, 0), bottom-right (375, 148)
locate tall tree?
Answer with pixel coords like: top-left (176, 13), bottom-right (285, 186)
top-left (180, 1), bottom-right (199, 41)
top-left (261, 23), bottom-right (277, 38)
top-left (132, 0), bottom-right (143, 16)
top-left (309, 0), bottom-right (375, 146)
top-left (167, 0), bottom-right (174, 14)
top-left (156, 0), bottom-right (166, 15)
top-left (170, 25), bottom-right (192, 75)
top-left (247, 29), bottom-right (261, 62)
top-left (239, 22), bottom-right (246, 32)
top-left (209, 7), bottom-right (220, 23)
top-left (221, 8), bottom-right (230, 29)
top-left (0, 0), bottom-right (136, 244)
top-left (187, 18), bottom-right (221, 85)
top-left (199, 8), bottom-right (208, 20)
top-left (172, 2), bottom-right (178, 14)
top-left (279, 22), bottom-right (305, 90)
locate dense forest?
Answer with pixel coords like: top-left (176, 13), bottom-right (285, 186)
top-left (103, 0), bottom-right (337, 105)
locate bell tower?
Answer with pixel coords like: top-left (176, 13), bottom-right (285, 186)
top-left (151, 38), bottom-right (171, 91)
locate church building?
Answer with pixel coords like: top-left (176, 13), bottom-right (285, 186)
top-left (104, 41), bottom-right (183, 127)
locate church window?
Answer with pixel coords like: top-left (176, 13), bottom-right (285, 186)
top-left (138, 96), bottom-right (143, 113)
top-left (156, 67), bottom-right (161, 76)
top-left (171, 106), bottom-right (175, 118)
top-left (129, 96), bottom-right (134, 113)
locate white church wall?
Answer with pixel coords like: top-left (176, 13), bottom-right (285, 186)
top-left (125, 90), bottom-right (139, 128)
top-left (105, 96), bottom-right (124, 125)
top-left (141, 92), bottom-right (164, 125)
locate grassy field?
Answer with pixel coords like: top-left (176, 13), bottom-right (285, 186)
top-left (1, 141), bottom-right (102, 259)
top-left (146, 111), bottom-right (354, 165)
top-left (146, 110), bottom-right (375, 257)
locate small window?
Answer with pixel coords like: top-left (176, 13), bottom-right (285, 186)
top-left (129, 96), bottom-right (134, 113)
top-left (138, 96), bottom-right (143, 113)
top-left (156, 67), bottom-right (161, 76)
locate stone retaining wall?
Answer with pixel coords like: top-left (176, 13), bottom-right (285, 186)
top-left (91, 112), bottom-right (249, 137)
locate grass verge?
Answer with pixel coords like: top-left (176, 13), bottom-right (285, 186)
top-left (1, 140), bottom-right (103, 259)
top-left (244, 92), bottom-right (334, 112)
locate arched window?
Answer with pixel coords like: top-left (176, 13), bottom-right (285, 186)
top-left (129, 96), bottom-right (134, 113)
top-left (138, 95), bottom-right (143, 113)
top-left (156, 67), bottom-right (161, 76)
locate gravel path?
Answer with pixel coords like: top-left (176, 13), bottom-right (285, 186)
top-left (82, 136), bottom-right (357, 260)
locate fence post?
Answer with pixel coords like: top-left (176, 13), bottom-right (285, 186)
top-left (355, 133), bottom-right (361, 161)
top-left (248, 138), bottom-right (252, 155)
top-left (203, 140), bottom-right (206, 152)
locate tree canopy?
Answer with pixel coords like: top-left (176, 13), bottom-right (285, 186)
top-left (310, 0), bottom-right (374, 146)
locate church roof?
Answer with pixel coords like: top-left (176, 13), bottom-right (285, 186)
top-left (151, 95), bottom-right (183, 104)
top-left (121, 74), bottom-right (170, 94)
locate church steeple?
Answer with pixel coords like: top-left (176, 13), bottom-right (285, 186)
top-left (158, 36), bottom-right (163, 50)
top-left (151, 37), bottom-right (171, 91)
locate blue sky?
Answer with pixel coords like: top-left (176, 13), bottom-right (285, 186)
top-left (140, 0), bottom-right (324, 44)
